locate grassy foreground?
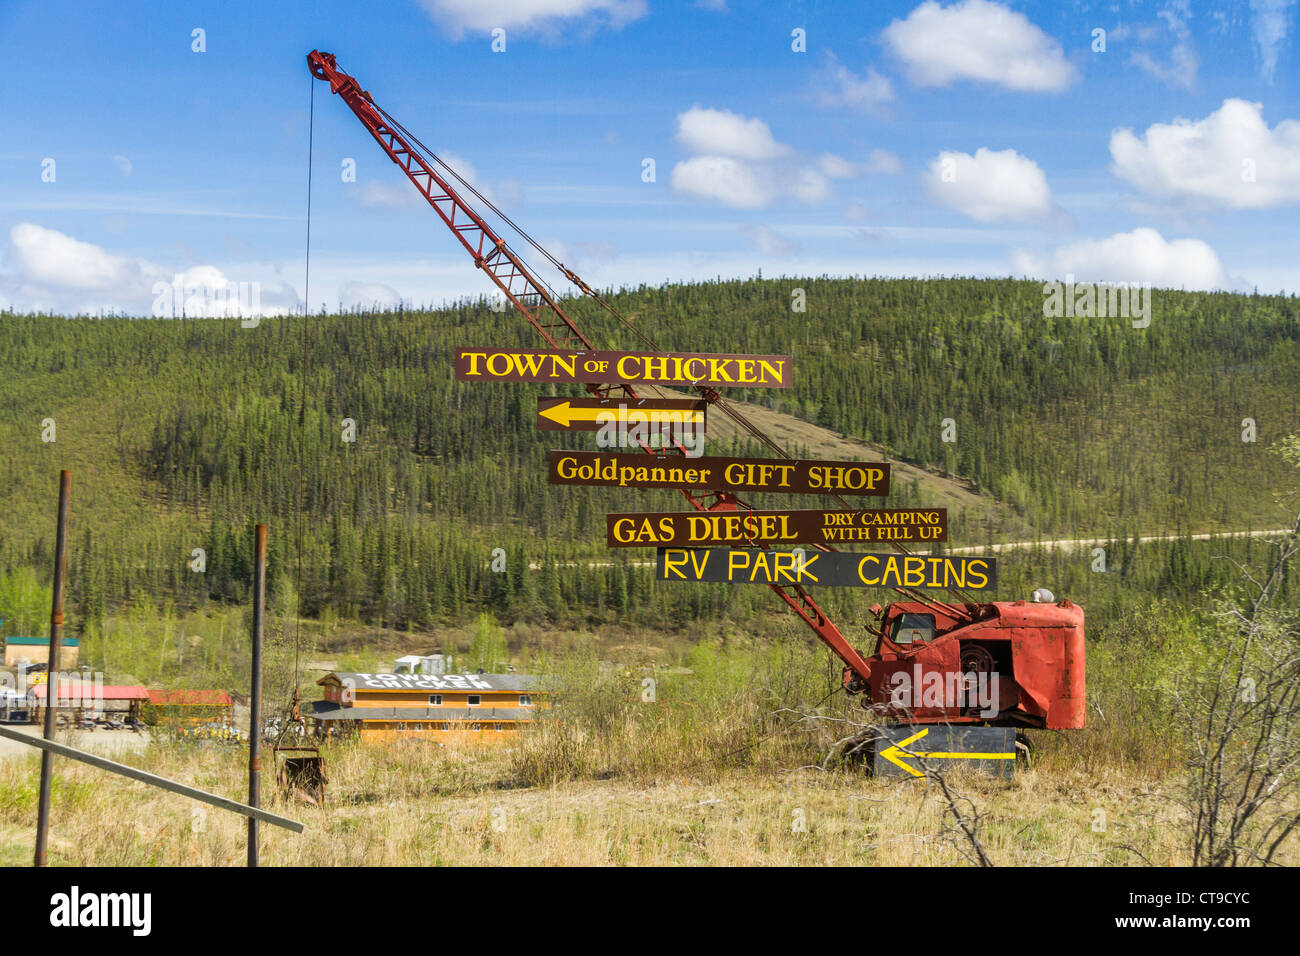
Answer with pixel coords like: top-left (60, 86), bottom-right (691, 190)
top-left (0, 745), bottom-right (1186, 867)
top-left (2, 600), bottom-right (1291, 867)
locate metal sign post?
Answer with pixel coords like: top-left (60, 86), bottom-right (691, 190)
top-left (248, 524), bottom-right (267, 867)
top-left (0, 725), bottom-right (304, 833)
top-left (34, 469), bottom-right (70, 868)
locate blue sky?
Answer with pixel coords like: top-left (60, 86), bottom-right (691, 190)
top-left (2, 0), bottom-right (1298, 316)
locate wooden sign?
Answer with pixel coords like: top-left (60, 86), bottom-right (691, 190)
top-left (655, 547), bottom-right (996, 591)
top-left (537, 398), bottom-right (705, 432)
top-left (547, 451), bottom-right (890, 496)
top-left (456, 348), bottom-right (793, 388)
top-left (608, 509), bottom-right (947, 547)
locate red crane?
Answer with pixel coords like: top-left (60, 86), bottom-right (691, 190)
top-left (306, 51), bottom-right (1085, 742)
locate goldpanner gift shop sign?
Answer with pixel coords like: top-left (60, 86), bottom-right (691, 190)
top-left (547, 451), bottom-right (890, 495)
top-left (655, 547), bottom-right (996, 590)
top-left (455, 348), bottom-right (793, 387)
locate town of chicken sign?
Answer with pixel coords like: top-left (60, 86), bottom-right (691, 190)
top-left (455, 348), bottom-right (793, 388)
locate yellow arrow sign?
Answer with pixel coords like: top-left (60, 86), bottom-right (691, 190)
top-left (538, 401), bottom-right (705, 430)
top-left (879, 727), bottom-right (1017, 777)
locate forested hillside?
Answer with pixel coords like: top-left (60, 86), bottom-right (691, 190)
top-left (0, 276), bottom-right (1296, 641)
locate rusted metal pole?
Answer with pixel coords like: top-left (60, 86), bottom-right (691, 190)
top-left (248, 524), bottom-right (266, 867)
top-left (34, 470), bottom-right (70, 867)
top-left (0, 725), bottom-right (305, 833)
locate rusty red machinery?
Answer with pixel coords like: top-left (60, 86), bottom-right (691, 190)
top-left (307, 50), bottom-right (1085, 773)
top-left (859, 597), bottom-right (1086, 729)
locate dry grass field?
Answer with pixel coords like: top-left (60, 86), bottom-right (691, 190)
top-left (3, 623), bottom-right (1291, 868)
top-left (0, 732), bottom-right (1193, 867)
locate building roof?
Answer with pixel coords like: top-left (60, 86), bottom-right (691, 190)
top-left (31, 683), bottom-right (148, 701)
top-left (147, 689), bottom-right (232, 706)
top-left (318, 672), bottom-right (545, 693)
top-left (306, 700), bottom-right (535, 721)
top-left (5, 636), bottom-right (79, 647)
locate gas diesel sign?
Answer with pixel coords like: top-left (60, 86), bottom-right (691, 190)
top-left (548, 451), bottom-right (890, 496)
top-left (456, 348), bottom-right (793, 388)
top-left (655, 547), bottom-right (996, 591)
top-left (608, 509), bottom-right (947, 547)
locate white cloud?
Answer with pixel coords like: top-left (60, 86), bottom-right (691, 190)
top-left (7, 222), bottom-right (146, 293)
top-left (1129, 1), bottom-right (1197, 91)
top-left (1, 223), bottom-right (298, 317)
top-left (418, 0), bottom-right (646, 38)
top-left (815, 54), bottom-right (895, 112)
top-left (791, 168), bottom-right (832, 204)
top-left (670, 109), bottom-right (892, 209)
top-left (1011, 227), bottom-right (1228, 290)
top-left (816, 153), bottom-right (860, 179)
top-left (924, 148), bottom-right (1053, 222)
top-left (670, 155), bottom-right (772, 208)
top-left (1250, 0), bottom-right (1296, 84)
top-left (675, 107), bottom-right (791, 161)
top-left (864, 149), bottom-right (904, 175)
top-left (843, 202), bottom-right (870, 223)
top-left (1110, 99), bottom-right (1300, 209)
top-left (742, 225), bottom-right (796, 256)
top-left (339, 281), bottom-right (402, 311)
top-left (882, 0), bottom-right (1077, 92)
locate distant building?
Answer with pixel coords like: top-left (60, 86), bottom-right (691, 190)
top-left (393, 654), bottom-right (451, 675)
top-left (3, 636), bottom-right (78, 669)
top-left (308, 671), bottom-right (546, 744)
top-left (31, 682), bottom-right (148, 723)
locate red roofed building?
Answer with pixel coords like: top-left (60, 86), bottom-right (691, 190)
top-left (32, 684), bottom-right (149, 701)
top-left (29, 682), bottom-right (149, 723)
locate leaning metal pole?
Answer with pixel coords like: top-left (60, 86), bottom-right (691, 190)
top-left (248, 524), bottom-right (266, 867)
top-left (34, 469), bottom-right (71, 867)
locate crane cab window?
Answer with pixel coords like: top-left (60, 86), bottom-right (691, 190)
top-left (891, 613), bottom-right (936, 645)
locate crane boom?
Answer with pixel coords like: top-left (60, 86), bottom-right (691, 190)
top-left (307, 50), bottom-right (875, 682)
top-left (308, 51), bottom-right (593, 354)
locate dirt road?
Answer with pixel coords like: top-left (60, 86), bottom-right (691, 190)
top-left (948, 527), bottom-right (1295, 555)
top-left (0, 724), bottom-right (150, 760)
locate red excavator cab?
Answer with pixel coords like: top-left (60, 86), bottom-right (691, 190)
top-left (851, 598), bottom-right (1085, 729)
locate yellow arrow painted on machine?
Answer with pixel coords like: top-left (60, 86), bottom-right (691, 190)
top-left (538, 401), bottom-right (705, 429)
top-left (879, 727), bottom-right (1017, 777)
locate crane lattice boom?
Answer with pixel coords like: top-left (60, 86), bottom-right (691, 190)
top-left (307, 49), bottom-right (875, 682)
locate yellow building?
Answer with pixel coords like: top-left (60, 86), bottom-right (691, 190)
top-left (308, 671), bottom-right (546, 744)
top-left (3, 636), bottom-right (78, 669)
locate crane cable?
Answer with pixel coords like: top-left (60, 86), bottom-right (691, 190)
top-left (278, 72), bottom-right (315, 747)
